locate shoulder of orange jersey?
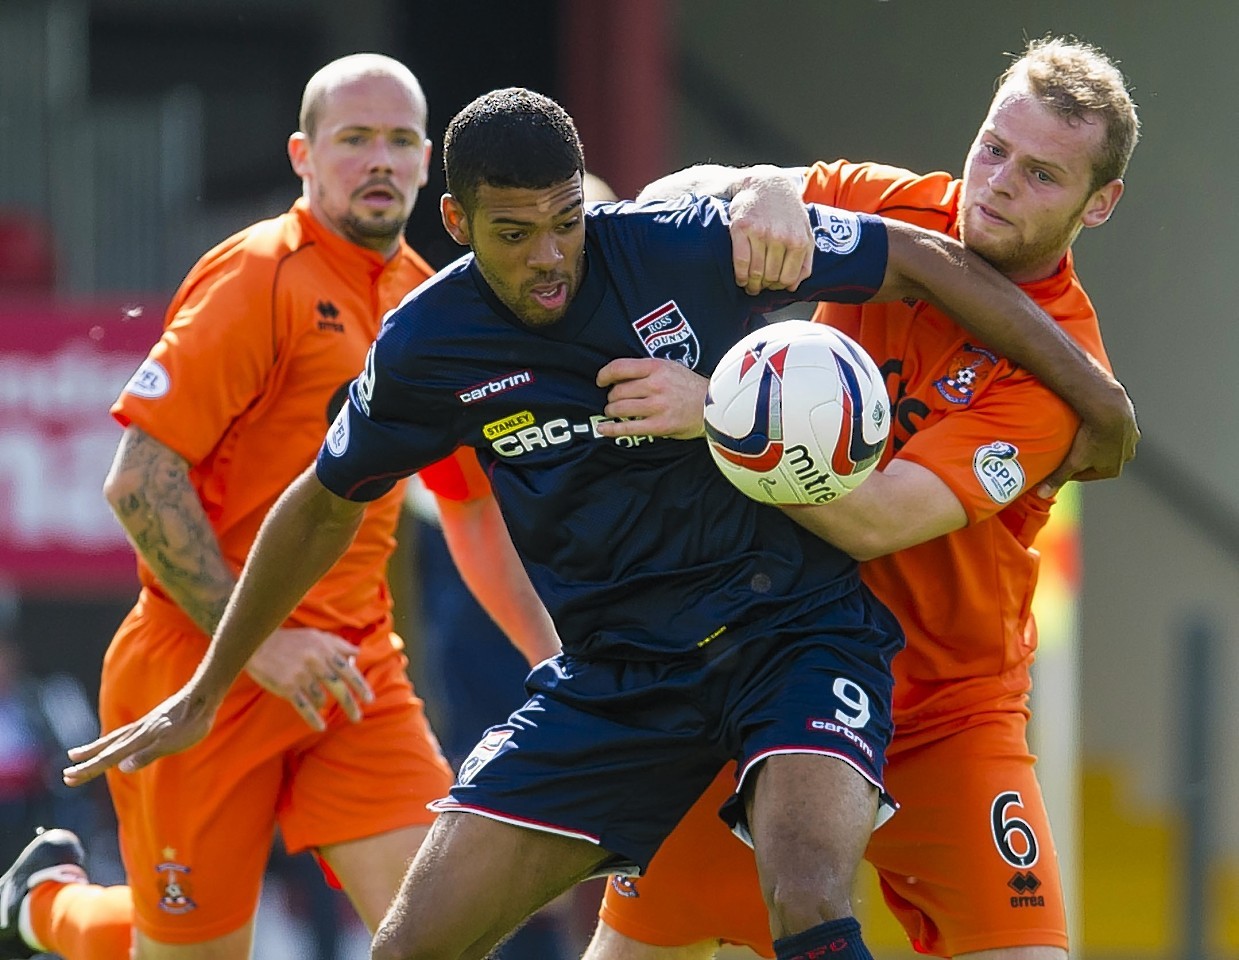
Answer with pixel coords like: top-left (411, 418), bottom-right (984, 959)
top-left (170, 204), bottom-right (307, 310)
top-left (803, 159), bottom-right (959, 234)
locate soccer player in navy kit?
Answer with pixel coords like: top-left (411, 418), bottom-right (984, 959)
top-left (63, 88), bottom-right (1138, 960)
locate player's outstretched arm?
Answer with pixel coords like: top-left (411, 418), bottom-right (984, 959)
top-left (783, 460), bottom-right (968, 560)
top-left (436, 491), bottom-right (562, 665)
top-left (103, 427), bottom-right (372, 730)
top-left (63, 467), bottom-right (367, 785)
top-left (639, 164), bottom-right (813, 295)
top-left (877, 221), bottom-right (1139, 486)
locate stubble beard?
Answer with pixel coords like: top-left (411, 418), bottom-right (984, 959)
top-left (339, 211), bottom-right (406, 252)
top-left (961, 206), bottom-right (1083, 280)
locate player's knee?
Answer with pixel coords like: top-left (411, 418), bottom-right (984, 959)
top-left (371, 914), bottom-right (491, 960)
top-left (761, 870), bottom-right (853, 937)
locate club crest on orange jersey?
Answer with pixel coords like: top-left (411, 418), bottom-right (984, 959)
top-left (609, 875), bottom-right (640, 898)
top-left (155, 858), bottom-right (196, 914)
top-left (934, 343), bottom-right (997, 405)
top-left (632, 301), bottom-right (700, 369)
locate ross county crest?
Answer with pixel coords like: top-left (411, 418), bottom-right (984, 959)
top-left (632, 301), bottom-right (700, 369)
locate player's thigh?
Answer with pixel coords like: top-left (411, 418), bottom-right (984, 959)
top-left (868, 713), bottom-right (1067, 957)
top-left (319, 823), bottom-right (431, 932)
top-left (373, 811), bottom-right (611, 960)
top-left (956, 949), bottom-right (1067, 960)
top-left (727, 587), bottom-right (900, 849)
top-left (583, 920), bottom-right (721, 960)
top-left (133, 920), bottom-right (253, 960)
top-left (746, 752), bottom-right (878, 933)
top-left (598, 765), bottom-right (773, 959)
top-left (727, 609), bottom-right (897, 929)
top-left (102, 614), bottom-right (286, 944)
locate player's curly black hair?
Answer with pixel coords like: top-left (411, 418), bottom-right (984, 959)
top-left (443, 87), bottom-right (585, 214)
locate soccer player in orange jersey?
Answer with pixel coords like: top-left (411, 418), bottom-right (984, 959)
top-left (586, 37), bottom-right (1139, 960)
top-left (0, 55), bottom-right (556, 960)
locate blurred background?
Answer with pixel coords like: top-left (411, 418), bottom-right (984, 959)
top-left (0, 1), bottom-right (1235, 958)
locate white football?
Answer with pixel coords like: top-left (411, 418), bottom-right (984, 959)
top-left (704, 320), bottom-right (889, 505)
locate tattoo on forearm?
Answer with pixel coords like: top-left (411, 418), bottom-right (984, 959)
top-left (111, 431), bottom-right (234, 634)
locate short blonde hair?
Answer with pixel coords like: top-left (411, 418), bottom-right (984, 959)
top-left (998, 37), bottom-right (1140, 191)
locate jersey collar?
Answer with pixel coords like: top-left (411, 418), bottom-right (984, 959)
top-left (1017, 249), bottom-right (1076, 300)
top-left (292, 197), bottom-right (409, 277)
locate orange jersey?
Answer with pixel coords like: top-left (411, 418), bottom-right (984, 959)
top-left (112, 198), bottom-right (434, 639)
top-left (804, 160), bottom-right (1112, 731)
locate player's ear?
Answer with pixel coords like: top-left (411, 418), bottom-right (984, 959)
top-left (1080, 178), bottom-right (1123, 229)
top-left (441, 194), bottom-right (471, 246)
top-left (288, 132), bottom-right (310, 178)
top-left (418, 141), bottom-right (433, 189)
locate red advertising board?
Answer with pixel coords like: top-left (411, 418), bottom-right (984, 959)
top-left (0, 296), bottom-right (164, 594)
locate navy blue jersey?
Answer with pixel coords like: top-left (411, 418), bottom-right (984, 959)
top-left (317, 196), bottom-right (889, 659)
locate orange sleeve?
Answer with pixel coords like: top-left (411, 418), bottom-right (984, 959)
top-left (896, 372), bottom-right (1078, 525)
top-left (418, 447), bottom-right (493, 502)
top-left (802, 160), bottom-right (958, 232)
top-left (111, 243), bottom-right (281, 466)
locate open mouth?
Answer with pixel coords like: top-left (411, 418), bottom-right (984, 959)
top-left (529, 281), bottom-right (568, 310)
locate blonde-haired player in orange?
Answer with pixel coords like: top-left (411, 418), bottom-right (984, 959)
top-left (0, 54), bottom-right (556, 960)
top-left (587, 37), bottom-right (1139, 960)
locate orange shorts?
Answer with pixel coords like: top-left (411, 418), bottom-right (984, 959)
top-left (100, 603), bottom-right (453, 944)
top-left (599, 711), bottom-right (1067, 958)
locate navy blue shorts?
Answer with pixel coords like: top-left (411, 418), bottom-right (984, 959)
top-left (430, 583), bottom-right (902, 873)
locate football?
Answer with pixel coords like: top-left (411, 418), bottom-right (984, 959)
top-left (704, 320), bottom-right (890, 505)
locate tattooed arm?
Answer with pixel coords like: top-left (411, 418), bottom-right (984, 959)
top-left (102, 425), bottom-right (233, 634)
top-left (100, 426), bottom-right (370, 729)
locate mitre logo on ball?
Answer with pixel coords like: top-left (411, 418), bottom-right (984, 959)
top-left (704, 320), bottom-right (889, 505)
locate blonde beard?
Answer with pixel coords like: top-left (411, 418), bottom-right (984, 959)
top-left (959, 206), bottom-right (1085, 281)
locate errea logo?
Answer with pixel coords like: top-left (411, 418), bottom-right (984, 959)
top-left (316, 300), bottom-right (343, 332)
top-left (458, 370), bottom-right (534, 405)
